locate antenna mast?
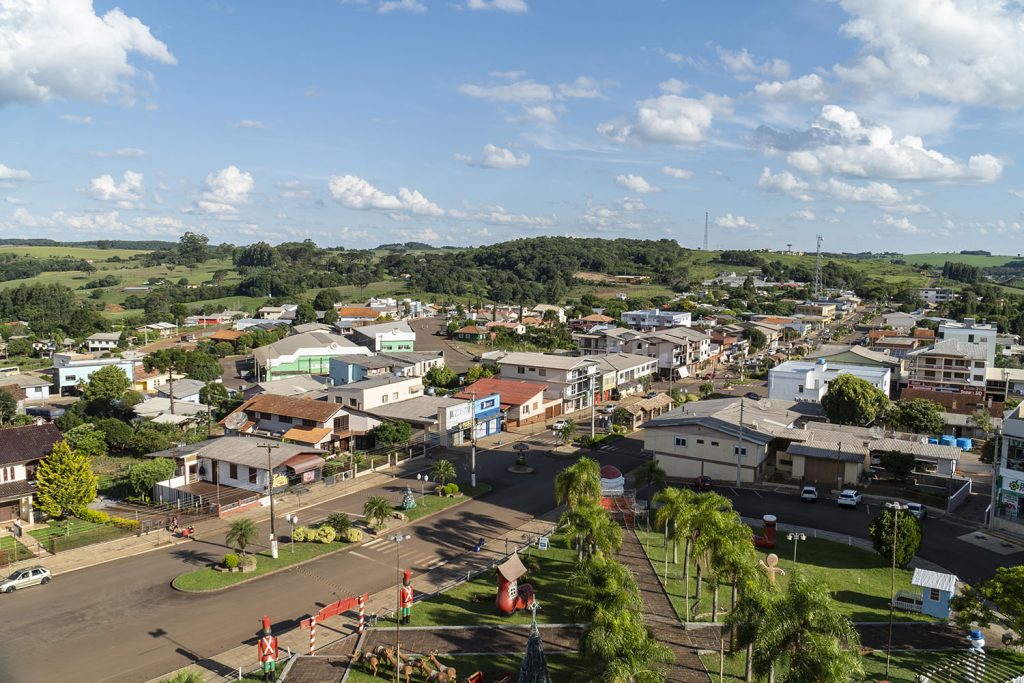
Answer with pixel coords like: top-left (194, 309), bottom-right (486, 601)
top-left (703, 211), bottom-right (709, 251)
top-left (813, 234), bottom-right (823, 299)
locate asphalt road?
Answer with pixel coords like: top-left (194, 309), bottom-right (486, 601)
top-left (0, 434), bottom-right (647, 683)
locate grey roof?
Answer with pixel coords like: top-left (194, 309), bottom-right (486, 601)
top-left (787, 442), bottom-right (868, 462)
top-left (350, 320), bottom-right (414, 337)
top-left (365, 395), bottom-right (463, 425)
top-left (819, 345), bottom-right (902, 366)
top-left (336, 355), bottom-right (407, 370)
top-left (134, 397), bottom-right (210, 417)
top-left (145, 435), bottom-right (323, 469)
top-left (254, 331), bottom-right (362, 364)
top-left (291, 322), bottom-right (334, 334)
top-left (0, 373), bottom-right (51, 389)
top-left (252, 375), bottom-right (331, 396)
top-left (379, 351), bottom-right (444, 364)
top-left (644, 398), bottom-right (803, 445)
top-left (157, 378), bottom-right (206, 399)
top-left (908, 339), bottom-right (987, 361)
top-left (912, 568), bottom-right (958, 593)
top-left (868, 438), bottom-right (962, 461)
top-left (86, 332), bottom-right (122, 342)
top-left (941, 411), bottom-right (1003, 429)
top-left (592, 352), bottom-right (658, 373)
top-left (497, 352), bottom-right (598, 371)
top-left (643, 326), bottom-right (710, 343)
top-left (331, 375), bottom-right (421, 391)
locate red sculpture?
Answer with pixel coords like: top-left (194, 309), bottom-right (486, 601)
top-left (256, 615), bottom-right (279, 681)
top-left (753, 514), bottom-right (777, 549)
top-left (495, 553), bottom-right (535, 615)
top-left (399, 569), bottom-right (414, 624)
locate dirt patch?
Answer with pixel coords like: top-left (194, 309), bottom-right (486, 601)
top-left (104, 303), bottom-right (126, 312)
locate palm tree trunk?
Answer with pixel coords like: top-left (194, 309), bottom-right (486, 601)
top-left (683, 538), bottom-right (691, 622)
top-left (712, 580), bottom-right (719, 622)
top-left (167, 370), bottom-right (176, 415)
top-left (769, 662), bottom-right (775, 683)
top-left (730, 579), bottom-right (738, 651)
top-left (744, 643), bottom-right (753, 682)
top-left (694, 560), bottom-right (703, 604)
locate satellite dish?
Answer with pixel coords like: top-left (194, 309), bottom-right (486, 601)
top-left (224, 411), bottom-right (249, 430)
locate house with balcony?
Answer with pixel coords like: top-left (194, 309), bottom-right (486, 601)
top-left (906, 340), bottom-right (988, 394)
top-left (569, 313), bottom-right (616, 333)
top-left (795, 302), bottom-right (837, 322)
top-left (222, 393), bottom-right (353, 450)
top-left (870, 336), bottom-right (921, 359)
top-left (0, 423), bottom-right (61, 523)
top-left (593, 353), bottom-right (659, 402)
top-left (456, 377), bottom-right (557, 427)
top-left (496, 352), bottom-right (599, 413)
top-left (621, 309), bottom-right (691, 330)
top-left (349, 320), bottom-right (416, 352)
top-left (84, 332), bottom-right (122, 353)
top-left (919, 287), bottom-right (956, 306)
top-left (328, 351), bottom-right (444, 385)
top-left (253, 330), bottom-right (371, 382)
top-left (938, 318), bottom-right (998, 366)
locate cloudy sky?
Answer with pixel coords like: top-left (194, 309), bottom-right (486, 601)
top-left (2, 0), bottom-right (1024, 253)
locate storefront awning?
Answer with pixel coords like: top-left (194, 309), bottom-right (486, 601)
top-left (282, 426), bottom-right (332, 445)
top-left (283, 452), bottom-right (326, 473)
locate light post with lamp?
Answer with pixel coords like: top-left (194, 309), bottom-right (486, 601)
top-left (388, 533), bottom-right (411, 683)
top-left (285, 514), bottom-right (298, 554)
top-left (787, 532), bottom-right (806, 564)
top-left (416, 473), bottom-right (429, 500)
top-left (885, 502), bottom-right (903, 678)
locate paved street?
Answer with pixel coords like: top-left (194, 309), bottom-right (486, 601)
top-left (0, 435), bottom-right (646, 683)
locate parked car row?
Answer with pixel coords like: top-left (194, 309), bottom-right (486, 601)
top-left (799, 485), bottom-right (927, 519)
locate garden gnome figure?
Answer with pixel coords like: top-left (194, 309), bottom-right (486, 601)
top-left (257, 615), bottom-right (278, 681)
top-left (759, 553), bottom-right (786, 585)
top-left (399, 569), bottom-right (414, 625)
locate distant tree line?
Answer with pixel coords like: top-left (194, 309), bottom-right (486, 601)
top-left (942, 261), bottom-right (980, 283)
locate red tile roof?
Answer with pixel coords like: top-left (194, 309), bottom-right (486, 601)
top-left (456, 377), bottom-right (547, 407)
top-left (336, 307), bottom-right (379, 318)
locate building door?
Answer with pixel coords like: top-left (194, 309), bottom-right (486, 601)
top-left (0, 501), bottom-right (17, 522)
top-left (803, 458), bottom-right (841, 486)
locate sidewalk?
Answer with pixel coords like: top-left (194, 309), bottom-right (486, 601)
top-left (147, 513), bottom-right (559, 682)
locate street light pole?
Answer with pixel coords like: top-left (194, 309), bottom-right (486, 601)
top-left (417, 473), bottom-right (429, 499)
top-left (787, 532), bottom-right (806, 564)
top-left (388, 533), bottom-right (411, 683)
top-left (885, 502), bottom-right (902, 677)
top-left (734, 400), bottom-right (746, 487)
top-left (285, 514), bottom-right (298, 554)
top-left (262, 443), bottom-right (280, 559)
top-left (470, 391), bottom-right (477, 488)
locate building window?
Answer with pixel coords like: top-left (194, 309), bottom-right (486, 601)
top-left (517, 367), bottom-right (525, 375)
top-left (392, 392), bottom-right (399, 400)
top-left (349, 398), bottom-right (357, 407)
top-left (798, 385), bottom-right (804, 393)
top-left (696, 439), bottom-right (705, 444)
top-left (279, 415), bottom-right (292, 424)
top-left (674, 437), bottom-right (687, 447)
top-left (929, 588), bottom-right (941, 601)
top-left (539, 369), bottom-right (547, 376)
top-left (334, 415), bottom-right (349, 431)
top-left (734, 446), bottom-right (747, 456)
top-left (229, 463), bottom-right (238, 479)
top-left (711, 441), bottom-right (719, 446)
top-left (381, 394), bottom-right (389, 403)
top-left (248, 467), bottom-right (258, 484)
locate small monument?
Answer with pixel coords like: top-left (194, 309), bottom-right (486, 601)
top-left (496, 552), bottom-right (536, 615)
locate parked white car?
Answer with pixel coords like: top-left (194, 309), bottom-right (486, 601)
top-left (551, 419), bottom-right (568, 432)
top-left (800, 485), bottom-right (819, 503)
top-left (887, 501), bottom-right (926, 520)
top-left (837, 489), bottom-right (863, 508)
top-left (0, 566), bottom-right (51, 593)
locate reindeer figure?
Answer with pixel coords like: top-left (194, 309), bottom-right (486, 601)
top-left (351, 649), bottom-right (380, 677)
top-left (414, 656), bottom-right (449, 682)
top-left (427, 650), bottom-right (457, 681)
top-left (378, 646), bottom-right (415, 683)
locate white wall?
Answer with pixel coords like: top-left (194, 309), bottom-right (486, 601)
top-left (645, 427), bottom-right (767, 483)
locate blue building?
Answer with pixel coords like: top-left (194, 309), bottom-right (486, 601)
top-left (472, 393), bottom-right (502, 439)
top-left (912, 568), bottom-right (958, 619)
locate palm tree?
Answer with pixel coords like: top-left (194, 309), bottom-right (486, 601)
top-left (688, 493), bottom-right (736, 616)
top-left (225, 518), bottom-right (258, 556)
top-left (728, 577), bottom-right (773, 682)
top-left (363, 496), bottom-right (393, 530)
top-left (653, 487), bottom-right (696, 567)
top-left (430, 458), bottom-right (456, 487)
top-left (560, 502), bottom-right (623, 561)
top-left (579, 606), bottom-right (674, 683)
top-left (554, 456), bottom-right (601, 512)
top-left (569, 554), bottom-right (642, 614)
top-left (706, 511), bottom-right (757, 623)
top-left (738, 572), bottom-right (864, 683)
top-left (631, 459), bottom-right (666, 492)
top-left (556, 418), bottom-right (578, 445)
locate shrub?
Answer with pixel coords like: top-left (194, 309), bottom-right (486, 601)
top-left (322, 459), bottom-right (345, 477)
top-left (325, 513), bottom-right (351, 535)
top-left (76, 508), bottom-right (111, 524)
top-left (110, 516), bottom-right (140, 531)
top-left (239, 555), bottom-right (257, 570)
top-left (446, 483), bottom-right (460, 496)
top-left (315, 525), bottom-right (336, 544)
top-left (223, 553), bottom-right (239, 569)
top-left (292, 526), bottom-right (312, 542)
top-left (343, 528), bottom-right (363, 543)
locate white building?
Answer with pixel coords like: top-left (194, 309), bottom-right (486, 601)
top-left (84, 332), bottom-right (122, 353)
top-left (768, 359), bottom-right (891, 403)
top-left (52, 353), bottom-right (135, 394)
top-left (496, 352), bottom-right (599, 412)
top-left (995, 404), bottom-right (1024, 533)
top-left (938, 318), bottom-right (997, 366)
top-left (919, 288), bottom-right (956, 306)
top-left (349, 320), bottom-right (416, 352)
top-left (621, 309), bottom-right (692, 330)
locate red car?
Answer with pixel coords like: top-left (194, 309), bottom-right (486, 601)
top-left (693, 476), bottom-right (714, 491)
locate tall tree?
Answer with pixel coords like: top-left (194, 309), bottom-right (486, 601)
top-left (34, 440), bottom-right (97, 519)
top-left (886, 398), bottom-right (944, 434)
top-left (820, 373), bottom-right (889, 426)
top-left (0, 390), bottom-right (18, 424)
top-left (128, 457), bottom-right (176, 499)
top-left (867, 507), bottom-right (922, 568)
top-left (632, 459), bottom-right (667, 492)
top-left (953, 565), bottom-right (1024, 646)
top-left (554, 456), bottom-right (601, 512)
top-left (82, 364), bottom-right (131, 403)
top-left (144, 348), bottom-right (187, 415)
top-left (64, 423), bottom-right (108, 458)
top-left (560, 502), bottom-right (623, 561)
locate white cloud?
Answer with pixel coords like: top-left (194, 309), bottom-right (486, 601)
top-left (1011, 189), bottom-right (1024, 200)
top-left (658, 78), bottom-right (687, 95)
top-left (557, 76), bottom-right (601, 99)
top-left (651, 47), bottom-right (687, 65)
top-left (874, 213), bottom-right (920, 233)
top-left (662, 165), bottom-right (694, 180)
top-left (379, 0), bottom-right (427, 13)
top-left (456, 144), bottom-right (531, 169)
top-left (757, 167), bottom-right (812, 201)
top-left (0, 2), bottom-right (175, 107)
top-left (278, 180), bottom-right (312, 199)
top-left (470, 206), bottom-right (553, 227)
top-left (717, 47), bottom-right (789, 80)
top-left (598, 94), bottom-right (731, 145)
top-left (819, 178), bottom-right (912, 206)
top-left (5, 208), bottom-right (184, 236)
top-left (778, 105), bottom-right (1003, 182)
top-left (517, 105), bottom-right (558, 124)
top-left (466, 0), bottom-right (528, 13)
top-left (714, 213), bottom-right (758, 230)
top-left (581, 197), bottom-right (646, 232)
top-left (230, 119), bottom-right (265, 129)
top-left (90, 170), bottom-right (144, 208)
top-left (754, 74), bottom-right (827, 102)
top-left (193, 165), bottom-right (254, 216)
top-left (615, 174), bottom-right (661, 194)
top-left (328, 174), bottom-right (444, 217)
top-left (789, 209), bottom-right (817, 221)
top-left (0, 164), bottom-right (31, 182)
top-left (60, 114), bottom-right (93, 124)
top-left (336, 227), bottom-right (371, 242)
top-left (834, 0), bottom-right (1024, 107)
top-left (399, 228), bottom-right (440, 243)
top-left (5, 197), bottom-right (23, 205)
top-left (458, 80), bottom-right (552, 103)
top-left (89, 147), bottom-right (145, 158)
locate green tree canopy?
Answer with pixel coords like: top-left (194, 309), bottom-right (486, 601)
top-left (363, 496), bottom-right (392, 530)
top-left (35, 440), bottom-right (97, 519)
top-left (868, 507), bottom-right (922, 568)
top-left (83, 365), bottom-right (131, 403)
top-left (465, 364), bottom-right (496, 382)
top-left (180, 349), bottom-right (222, 382)
top-left (879, 451), bottom-right (915, 481)
top-left (0, 390), bottom-right (18, 424)
top-left (128, 457), bottom-right (176, 499)
top-left (95, 417), bottom-right (134, 453)
top-left (225, 518), bottom-right (258, 555)
top-left (293, 301), bottom-right (317, 325)
top-left (370, 420), bottom-right (412, 446)
top-left (64, 423), bottom-right (108, 458)
top-left (554, 456), bottom-right (601, 511)
top-left (313, 288), bottom-right (342, 311)
top-left (953, 565), bottom-right (1024, 646)
top-left (424, 365), bottom-right (457, 389)
top-left (821, 373), bottom-right (889, 426)
top-left (743, 326), bottom-right (768, 350)
top-left (430, 458), bottom-right (457, 486)
top-left (887, 398), bottom-right (944, 434)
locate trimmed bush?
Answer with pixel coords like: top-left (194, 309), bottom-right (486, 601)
top-left (343, 528), bottom-right (363, 543)
top-left (223, 553), bottom-right (239, 569)
top-left (445, 483), bottom-right (460, 496)
top-left (76, 508), bottom-right (111, 524)
top-left (292, 526), bottom-right (311, 542)
top-left (110, 516), bottom-right (140, 531)
top-left (325, 513), bottom-right (351, 535)
top-left (315, 525), bottom-right (336, 544)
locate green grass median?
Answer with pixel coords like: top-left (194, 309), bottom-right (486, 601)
top-left (173, 539), bottom-right (353, 592)
top-left (401, 483), bottom-right (491, 522)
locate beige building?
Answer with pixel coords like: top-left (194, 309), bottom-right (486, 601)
top-left (906, 340), bottom-right (987, 393)
top-left (496, 352), bottom-right (599, 412)
top-left (795, 302), bottom-right (837, 321)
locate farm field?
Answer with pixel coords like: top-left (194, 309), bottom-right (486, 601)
top-left (0, 245), bottom-right (149, 260)
top-left (903, 252), bottom-right (1019, 267)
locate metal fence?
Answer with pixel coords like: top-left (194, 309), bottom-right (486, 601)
top-left (946, 476), bottom-right (972, 513)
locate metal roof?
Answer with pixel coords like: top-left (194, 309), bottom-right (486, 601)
top-left (145, 436), bottom-right (324, 470)
top-left (912, 568), bottom-right (958, 593)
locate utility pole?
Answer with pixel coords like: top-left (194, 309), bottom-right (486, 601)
top-left (262, 442), bottom-right (280, 559)
top-left (813, 234), bottom-right (824, 299)
top-left (734, 400), bottom-right (746, 487)
top-left (470, 391), bottom-right (477, 488)
top-left (703, 211), bottom-right (709, 251)
top-left (589, 371), bottom-right (596, 439)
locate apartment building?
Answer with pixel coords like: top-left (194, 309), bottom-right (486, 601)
top-left (906, 340), bottom-right (988, 393)
top-left (592, 353), bottom-right (658, 402)
top-left (995, 404), bottom-right (1024, 533)
top-left (495, 352), bottom-right (599, 412)
top-left (919, 288), bottom-right (956, 306)
top-left (84, 332), bottom-right (122, 353)
top-left (620, 309), bottom-right (691, 330)
top-left (938, 318), bottom-right (998, 366)
top-left (768, 359), bottom-right (891, 403)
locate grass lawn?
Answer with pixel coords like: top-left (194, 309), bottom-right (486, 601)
top-left (0, 245), bottom-right (149, 260)
top-left (345, 652), bottom-right (582, 682)
top-left (0, 534), bottom-right (33, 562)
top-left (635, 528), bottom-right (932, 624)
top-left (702, 648), bottom-right (1024, 682)
top-left (28, 517), bottom-right (131, 552)
top-left (404, 534), bottom-right (587, 627)
top-left (172, 540), bottom-right (355, 592)
top-left (401, 483), bottom-right (492, 522)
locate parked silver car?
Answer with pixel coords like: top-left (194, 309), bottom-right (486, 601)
top-left (0, 566), bottom-right (51, 593)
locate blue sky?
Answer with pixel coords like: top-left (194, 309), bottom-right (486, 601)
top-left (2, 0), bottom-right (1024, 253)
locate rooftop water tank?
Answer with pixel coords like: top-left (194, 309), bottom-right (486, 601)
top-left (939, 435), bottom-right (956, 447)
top-left (956, 437), bottom-right (973, 451)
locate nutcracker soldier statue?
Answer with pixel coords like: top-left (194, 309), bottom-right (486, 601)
top-left (256, 615), bottom-right (279, 681)
top-left (399, 569), bottom-right (414, 624)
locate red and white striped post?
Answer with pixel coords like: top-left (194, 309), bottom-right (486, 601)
top-left (358, 595), bottom-right (365, 634)
top-left (309, 617), bottom-right (316, 656)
